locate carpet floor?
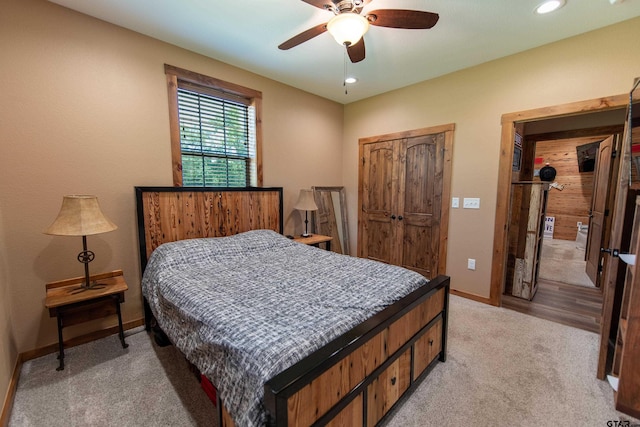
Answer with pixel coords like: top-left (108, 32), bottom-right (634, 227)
top-left (538, 238), bottom-right (594, 288)
top-left (9, 295), bottom-right (637, 427)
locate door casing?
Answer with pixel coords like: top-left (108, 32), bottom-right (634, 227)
top-left (490, 94), bottom-right (629, 306)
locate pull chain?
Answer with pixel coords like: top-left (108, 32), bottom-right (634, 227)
top-left (344, 49), bottom-right (348, 95)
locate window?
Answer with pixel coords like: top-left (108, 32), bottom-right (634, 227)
top-left (165, 65), bottom-right (262, 187)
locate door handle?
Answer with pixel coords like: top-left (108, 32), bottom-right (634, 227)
top-left (601, 248), bottom-right (619, 257)
top-left (398, 215), bottom-right (403, 221)
top-left (390, 215), bottom-right (396, 220)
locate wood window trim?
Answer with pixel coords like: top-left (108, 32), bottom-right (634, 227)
top-left (164, 64), bottom-right (263, 186)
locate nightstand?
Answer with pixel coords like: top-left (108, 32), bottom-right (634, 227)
top-left (294, 234), bottom-right (333, 251)
top-left (45, 269), bottom-right (129, 371)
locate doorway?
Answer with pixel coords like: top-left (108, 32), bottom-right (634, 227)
top-left (491, 97), bottom-right (629, 335)
top-left (490, 95), bottom-right (629, 306)
top-left (501, 134), bottom-right (620, 332)
top-left (534, 135), bottom-right (609, 290)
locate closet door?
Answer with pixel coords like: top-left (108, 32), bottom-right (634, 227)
top-left (399, 133), bottom-right (445, 279)
top-left (358, 125), bottom-right (453, 280)
top-left (360, 140), bottom-right (402, 265)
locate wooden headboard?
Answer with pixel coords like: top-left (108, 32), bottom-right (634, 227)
top-left (135, 186), bottom-right (283, 271)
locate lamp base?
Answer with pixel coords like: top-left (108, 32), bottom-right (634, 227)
top-left (301, 233), bottom-right (313, 238)
top-left (71, 240), bottom-right (106, 294)
top-left (69, 281), bottom-right (106, 294)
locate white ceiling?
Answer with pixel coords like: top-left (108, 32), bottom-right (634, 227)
top-left (49, 0), bottom-right (640, 104)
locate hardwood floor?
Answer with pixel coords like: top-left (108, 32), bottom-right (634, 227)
top-left (502, 279), bottom-right (603, 333)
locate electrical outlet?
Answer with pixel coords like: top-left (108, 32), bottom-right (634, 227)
top-left (468, 258), bottom-right (476, 270)
top-left (452, 197), bottom-right (459, 208)
top-left (463, 198), bottom-right (480, 209)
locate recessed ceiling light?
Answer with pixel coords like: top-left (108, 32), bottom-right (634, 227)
top-left (535, 0), bottom-right (566, 14)
top-left (345, 77), bottom-right (358, 84)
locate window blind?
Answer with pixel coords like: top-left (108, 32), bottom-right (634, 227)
top-left (177, 87), bottom-right (256, 187)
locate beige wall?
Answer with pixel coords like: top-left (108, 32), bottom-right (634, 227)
top-left (343, 16), bottom-right (640, 299)
top-left (0, 0), bottom-right (344, 372)
top-left (2, 0), bottom-right (640, 410)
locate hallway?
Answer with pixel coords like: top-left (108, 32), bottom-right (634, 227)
top-left (502, 278), bottom-right (602, 333)
top-left (503, 237), bottom-right (602, 334)
top-left (538, 237), bottom-right (594, 288)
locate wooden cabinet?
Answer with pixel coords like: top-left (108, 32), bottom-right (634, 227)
top-left (610, 195), bottom-right (640, 418)
top-left (505, 182), bottom-right (549, 300)
top-left (358, 125), bottom-right (454, 279)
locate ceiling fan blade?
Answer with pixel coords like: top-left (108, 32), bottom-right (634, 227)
top-left (367, 9), bottom-right (439, 29)
top-left (278, 22), bottom-right (328, 50)
top-left (347, 38), bottom-right (365, 63)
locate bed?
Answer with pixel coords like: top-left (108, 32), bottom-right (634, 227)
top-left (135, 186), bottom-right (450, 427)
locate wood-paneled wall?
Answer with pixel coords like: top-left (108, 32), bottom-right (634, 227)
top-left (534, 137), bottom-right (604, 241)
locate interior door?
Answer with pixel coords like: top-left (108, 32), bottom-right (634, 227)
top-left (358, 124), bottom-right (454, 276)
top-left (399, 133), bottom-right (445, 279)
top-left (597, 85), bottom-right (639, 379)
top-left (585, 135), bottom-right (615, 286)
top-left (359, 140), bottom-right (400, 264)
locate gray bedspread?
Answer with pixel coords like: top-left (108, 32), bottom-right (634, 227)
top-left (141, 229), bottom-right (428, 427)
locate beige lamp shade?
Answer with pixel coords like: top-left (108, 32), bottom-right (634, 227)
top-left (294, 189), bottom-right (318, 212)
top-left (44, 195), bottom-right (117, 236)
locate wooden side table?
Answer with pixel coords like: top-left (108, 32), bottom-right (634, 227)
top-left (45, 269), bottom-right (129, 371)
top-left (294, 234), bottom-right (333, 251)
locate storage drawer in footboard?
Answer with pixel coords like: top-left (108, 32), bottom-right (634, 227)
top-left (264, 275), bottom-right (450, 427)
top-left (366, 349), bottom-right (412, 426)
top-left (414, 317), bottom-right (443, 378)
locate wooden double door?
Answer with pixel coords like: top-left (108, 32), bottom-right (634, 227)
top-left (358, 125), bottom-right (453, 279)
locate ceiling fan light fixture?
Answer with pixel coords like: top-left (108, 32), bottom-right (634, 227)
top-left (326, 13), bottom-right (370, 46)
top-left (535, 0), bottom-right (566, 14)
top-left (345, 76), bottom-right (358, 84)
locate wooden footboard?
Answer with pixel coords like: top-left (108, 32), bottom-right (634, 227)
top-left (263, 274), bottom-right (449, 427)
top-left (151, 276), bottom-right (448, 427)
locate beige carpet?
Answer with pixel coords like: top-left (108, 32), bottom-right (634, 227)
top-left (9, 295), bottom-right (637, 426)
top-left (538, 237), bottom-right (594, 288)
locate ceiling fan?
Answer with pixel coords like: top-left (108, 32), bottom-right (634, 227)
top-left (278, 0), bottom-right (439, 63)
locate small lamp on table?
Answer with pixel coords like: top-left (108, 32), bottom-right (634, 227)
top-left (44, 195), bottom-right (117, 293)
top-left (294, 189), bottom-right (318, 238)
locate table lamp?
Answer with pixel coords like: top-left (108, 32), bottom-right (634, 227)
top-left (44, 195), bottom-right (117, 292)
top-left (294, 189), bottom-right (318, 237)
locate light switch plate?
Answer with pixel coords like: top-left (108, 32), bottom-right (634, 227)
top-left (463, 197), bottom-right (480, 209)
top-left (468, 258), bottom-right (476, 270)
top-left (452, 197), bottom-right (459, 208)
